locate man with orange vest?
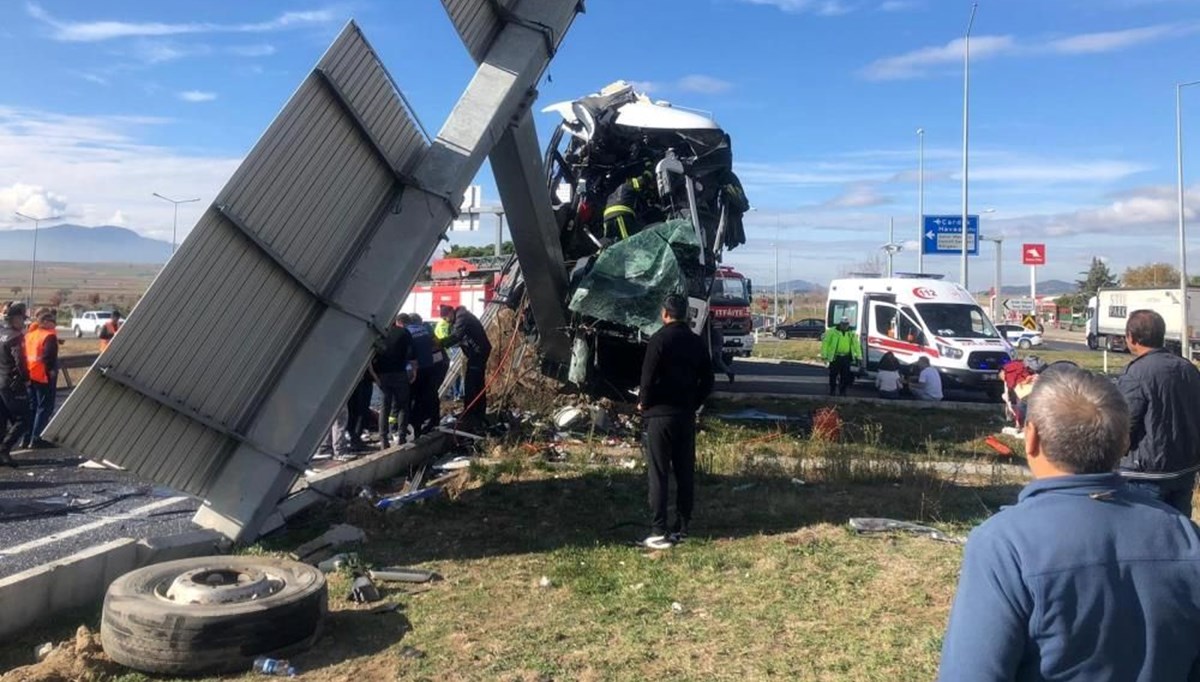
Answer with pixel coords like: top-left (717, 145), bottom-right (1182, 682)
top-left (99, 309), bottom-right (122, 352)
top-left (21, 309), bottom-right (58, 450)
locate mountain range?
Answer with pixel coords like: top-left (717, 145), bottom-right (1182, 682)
top-left (0, 224), bottom-right (170, 264)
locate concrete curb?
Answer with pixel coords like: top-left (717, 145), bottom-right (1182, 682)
top-left (0, 530), bottom-right (228, 640)
top-left (712, 391), bottom-right (1002, 413)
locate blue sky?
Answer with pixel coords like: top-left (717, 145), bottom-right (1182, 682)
top-left (2, 0), bottom-right (1199, 289)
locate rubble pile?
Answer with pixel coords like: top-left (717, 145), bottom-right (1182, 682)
top-left (0, 627), bottom-right (120, 682)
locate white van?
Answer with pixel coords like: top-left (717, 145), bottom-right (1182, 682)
top-left (826, 275), bottom-right (1012, 399)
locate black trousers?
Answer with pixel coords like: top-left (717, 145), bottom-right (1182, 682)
top-left (0, 385), bottom-right (30, 458)
top-left (346, 379), bottom-right (373, 445)
top-left (429, 361), bottom-right (448, 427)
top-left (644, 412), bottom-right (696, 537)
top-left (410, 372), bottom-right (432, 437)
top-left (378, 372), bottom-right (410, 448)
top-left (829, 355), bottom-right (854, 394)
top-left (1127, 476), bottom-right (1196, 518)
top-left (462, 361), bottom-right (487, 427)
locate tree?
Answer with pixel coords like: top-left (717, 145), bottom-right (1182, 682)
top-left (1074, 257), bottom-right (1118, 303)
top-left (88, 292), bottom-right (101, 306)
top-left (9, 286), bottom-right (21, 298)
top-left (1122, 262), bottom-right (1181, 288)
top-left (445, 242), bottom-right (515, 258)
top-left (838, 252), bottom-right (885, 277)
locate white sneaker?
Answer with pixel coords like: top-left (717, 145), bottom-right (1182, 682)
top-left (641, 535), bottom-right (673, 550)
top-left (1001, 426), bottom-right (1024, 438)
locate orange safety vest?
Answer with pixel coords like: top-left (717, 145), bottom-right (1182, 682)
top-left (99, 320), bottom-right (120, 352)
top-left (24, 327), bottom-right (53, 385)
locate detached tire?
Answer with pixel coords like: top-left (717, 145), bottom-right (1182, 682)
top-left (100, 556), bottom-right (326, 676)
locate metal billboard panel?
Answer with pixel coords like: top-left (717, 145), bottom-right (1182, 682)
top-left (45, 23), bottom-right (429, 498)
top-left (442, 0), bottom-right (505, 63)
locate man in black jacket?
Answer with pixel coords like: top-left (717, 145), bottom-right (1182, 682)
top-left (373, 315), bottom-right (415, 449)
top-left (0, 303), bottom-right (29, 467)
top-left (637, 295), bottom-right (715, 549)
top-left (1117, 309), bottom-right (1200, 515)
top-left (444, 305), bottom-right (492, 429)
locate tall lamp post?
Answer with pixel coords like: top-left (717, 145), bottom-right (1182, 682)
top-left (981, 234), bottom-right (1003, 322)
top-left (961, 3), bottom-right (978, 289)
top-left (14, 211), bottom-right (63, 306)
top-left (1176, 80), bottom-right (1200, 359)
top-left (152, 193), bottom-right (200, 256)
top-left (917, 127), bottom-right (925, 273)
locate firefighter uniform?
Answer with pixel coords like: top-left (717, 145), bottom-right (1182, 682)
top-left (602, 172), bottom-right (655, 241)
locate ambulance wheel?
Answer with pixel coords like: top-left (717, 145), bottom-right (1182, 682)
top-left (100, 556), bottom-right (326, 676)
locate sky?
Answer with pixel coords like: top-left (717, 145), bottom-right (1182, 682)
top-left (2, 0), bottom-right (1200, 290)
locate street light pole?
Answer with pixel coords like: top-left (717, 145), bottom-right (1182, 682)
top-left (961, 3), bottom-right (978, 290)
top-left (152, 193), bottom-right (201, 256)
top-left (14, 211), bottom-right (63, 307)
top-left (1176, 81), bottom-right (1200, 359)
top-left (981, 234), bottom-right (1003, 322)
top-left (917, 127), bottom-right (925, 273)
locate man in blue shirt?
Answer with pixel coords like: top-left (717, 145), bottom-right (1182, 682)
top-left (938, 363), bottom-right (1200, 681)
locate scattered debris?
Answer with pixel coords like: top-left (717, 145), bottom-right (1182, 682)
top-left (811, 407), bottom-right (843, 442)
top-left (553, 406), bottom-right (588, 430)
top-left (670, 602), bottom-right (685, 615)
top-left (375, 486), bottom-right (444, 511)
top-left (371, 602), bottom-right (401, 615)
top-left (538, 576), bottom-right (552, 589)
top-left (369, 567), bottom-right (442, 584)
top-left (985, 436), bottom-right (1014, 457)
top-left (619, 459), bottom-right (638, 470)
top-left (251, 656), bottom-right (296, 677)
top-left (717, 408), bottom-right (803, 422)
top-left (291, 524), bottom-right (366, 563)
top-left (348, 575), bottom-right (382, 603)
top-left (791, 478), bottom-right (806, 487)
top-left (398, 646), bottom-right (426, 660)
top-left (317, 553), bottom-right (358, 573)
top-left (731, 482), bottom-right (756, 493)
top-left (848, 517), bottom-right (964, 545)
top-left (433, 456), bottom-right (473, 472)
top-left (34, 642), bottom-right (53, 661)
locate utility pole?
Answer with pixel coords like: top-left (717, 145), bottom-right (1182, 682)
top-left (153, 193), bottom-right (201, 256)
top-left (1176, 81), bottom-right (1200, 358)
top-left (14, 211), bottom-right (63, 306)
top-left (961, 3), bottom-right (978, 289)
top-left (917, 127), bottom-right (925, 273)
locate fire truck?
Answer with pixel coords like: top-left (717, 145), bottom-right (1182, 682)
top-left (710, 266), bottom-right (754, 364)
top-left (398, 256), bottom-right (504, 320)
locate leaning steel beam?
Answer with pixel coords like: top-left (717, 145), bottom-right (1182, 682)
top-left (444, 0), bottom-right (574, 364)
top-left (46, 3), bottom-right (582, 542)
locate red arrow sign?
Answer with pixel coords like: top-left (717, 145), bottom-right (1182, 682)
top-left (1022, 243), bottom-right (1046, 266)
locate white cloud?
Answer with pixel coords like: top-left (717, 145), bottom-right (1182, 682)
top-left (178, 90), bottom-right (217, 103)
top-left (824, 182), bottom-right (891, 208)
top-left (630, 75), bottom-right (734, 96)
top-left (737, 0), bottom-right (852, 15)
top-left (879, 0), bottom-right (923, 11)
top-left (26, 3), bottom-right (338, 42)
top-left (107, 210), bottom-right (128, 226)
top-left (972, 160), bottom-right (1150, 184)
top-left (0, 106), bottom-right (238, 239)
top-left (0, 183), bottom-right (69, 222)
top-left (861, 22), bottom-right (1197, 80)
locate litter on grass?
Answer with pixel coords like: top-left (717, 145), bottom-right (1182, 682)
top-left (848, 517), bottom-right (964, 545)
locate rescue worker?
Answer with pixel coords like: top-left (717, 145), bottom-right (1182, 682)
top-left (406, 313), bottom-right (437, 437)
top-left (0, 303), bottom-right (30, 467)
top-left (22, 309), bottom-right (58, 449)
top-left (437, 305), bottom-right (463, 400)
top-left (443, 305), bottom-right (492, 429)
top-left (427, 313), bottom-right (450, 428)
top-left (821, 317), bottom-right (861, 396)
top-left (373, 314), bottom-right (415, 449)
top-left (99, 309), bottom-right (122, 352)
top-left (602, 169), bottom-right (655, 242)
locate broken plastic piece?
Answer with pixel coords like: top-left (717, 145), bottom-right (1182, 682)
top-left (290, 524), bottom-right (366, 563)
top-left (848, 517), bottom-right (964, 544)
top-left (348, 576), bottom-right (381, 603)
top-left (375, 486), bottom-right (444, 511)
top-left (368, 567), bottom-right (442, 584)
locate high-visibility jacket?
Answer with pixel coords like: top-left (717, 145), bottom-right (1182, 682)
top-left (99, 320), bottom-right (120, 352)
top-left (602, 173), bottom-right (654, 240)
top-left (24, 327), bottom-right (55, 385)
top-left (821, 327), bottom-right (862, 363)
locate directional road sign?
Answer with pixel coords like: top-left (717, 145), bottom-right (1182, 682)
top-left (922, 215), bottom-right (979, 256)
top-left (1004, 297), bottom-right (1036, 314)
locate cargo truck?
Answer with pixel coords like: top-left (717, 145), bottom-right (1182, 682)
top-left (1086, 287), bottom-right (1200, 358)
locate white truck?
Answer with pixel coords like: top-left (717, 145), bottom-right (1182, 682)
top-left (71, 310), bottom-right (115, 338)
top-left (1086, 287), bottom-right (1200, 358)
top-left (827, 275), bottom-right (1012, 399)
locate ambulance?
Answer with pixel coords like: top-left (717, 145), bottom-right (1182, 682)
top-left (826, 274), bottom-right (1011, 399)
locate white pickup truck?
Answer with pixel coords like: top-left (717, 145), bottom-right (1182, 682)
top-left (71, 310), bottom-right (115, 338)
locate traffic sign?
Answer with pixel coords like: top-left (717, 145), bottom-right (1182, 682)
top-left (1004, 297), bottom-right (1036, 313)
top-left (1022, 243), bottom-right (1046, 266)
top-left (922, 215), bottom-right (979, 256)
top-left (1021, 314), bottom-right (1039, 331)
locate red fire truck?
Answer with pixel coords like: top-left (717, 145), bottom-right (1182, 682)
top-left (710, 266), bottom-right (754, 364)
top-left (398, 256), bottom-right (504, 320)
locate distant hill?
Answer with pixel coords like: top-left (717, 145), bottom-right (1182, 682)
top-left (997, 280), bottom-right (1074, 296)
top-left (0, 224), bottom-right (170, 264)
top-left (771, 279), bottom-right (823, 293)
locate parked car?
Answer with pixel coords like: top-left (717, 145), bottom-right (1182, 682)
top-left (996, 323), bottom-right (1043, 349)
top-left (72, 310), bottom-right (114, 338)
top-left (774, 318), bottom-right (826, 340)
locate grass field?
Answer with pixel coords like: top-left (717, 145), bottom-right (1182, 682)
top-left (0, 261), bottom-right (155, 311)
top-left (0, 401), bottom-right (1029, 682)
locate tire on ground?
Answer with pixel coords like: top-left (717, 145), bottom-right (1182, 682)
top-left (100, 556), bottom-right (326, 676)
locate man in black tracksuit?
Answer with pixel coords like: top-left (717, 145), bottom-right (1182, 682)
top-left (0, 303), bottom-right (29, 467)
top-left (1116, 309), bottom-right (1200, 515)
top-left (445, 306), bottom-right (492, 430)
top-left (638, 295), bottom-right (714, 549)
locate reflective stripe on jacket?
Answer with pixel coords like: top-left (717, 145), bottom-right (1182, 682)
top-left (821, 327), bottom-right (862, 362)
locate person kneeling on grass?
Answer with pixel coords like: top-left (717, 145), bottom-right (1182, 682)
top-left (875, 352), bottom-right (902, 399)
top-left (937, 364), bottom-right (1200, 682)
top-left (910, 356), bottom-right (943, 401)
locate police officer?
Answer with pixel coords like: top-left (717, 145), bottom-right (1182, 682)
top-left (821, 317), bottom-right (862, 396)
top-left (406, 313), bottom-right (437, 437)
top-left (0, 303), bottom-right (30, 466)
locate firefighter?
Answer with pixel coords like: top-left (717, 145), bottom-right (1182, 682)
top-left (821, 317), bottom-right (862, 397)
top-left (0, 303), bottom-right (30, 466)
top-left (22, 309), bottom-right (58, 449)
top-left (99, 309), bottom-right (122, 352)
top-left (601, 169), bottom-right (656, 241)
top-left (443, 305), bottom-right (492, 430)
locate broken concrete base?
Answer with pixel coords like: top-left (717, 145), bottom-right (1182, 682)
top-left (0, 530), bottom-right (229, 640)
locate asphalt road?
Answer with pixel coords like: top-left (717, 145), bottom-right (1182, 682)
top-left (0, 438), bottom-right (199, 580)
top-left (723, 358), bottom-right (997, 404)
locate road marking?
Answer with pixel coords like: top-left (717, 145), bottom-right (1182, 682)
top-left (0, 496), bottom-right (191, 557)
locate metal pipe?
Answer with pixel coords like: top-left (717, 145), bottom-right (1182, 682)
top-left (14, 211), bottom-right (63, 306)
top-left (917, 127), bottom-right (925, 273)
top-left (153, 193), bottom-right (201, 256)
top-left (1176, 81), bottom-right (1200, 358)
top-left (961, 3), bottom-right (978, 289)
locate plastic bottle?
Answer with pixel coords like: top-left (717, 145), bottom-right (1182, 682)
top-left (252, 657), bottom-right (296, 677)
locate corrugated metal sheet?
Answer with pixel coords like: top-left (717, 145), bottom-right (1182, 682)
top-left (442, 0), bottom-right (505, 63)
top-left (44, 23), bottom-right (429, 498)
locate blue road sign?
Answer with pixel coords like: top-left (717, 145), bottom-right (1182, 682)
top-left (922, 215), bottom-right (979, 256)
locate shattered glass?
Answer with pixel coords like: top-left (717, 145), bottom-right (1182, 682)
top-left (567, 219), bottom-right (701, 335)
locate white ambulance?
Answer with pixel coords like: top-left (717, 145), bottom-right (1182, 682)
top-left (826, 275), bottom-right (1012, 399)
